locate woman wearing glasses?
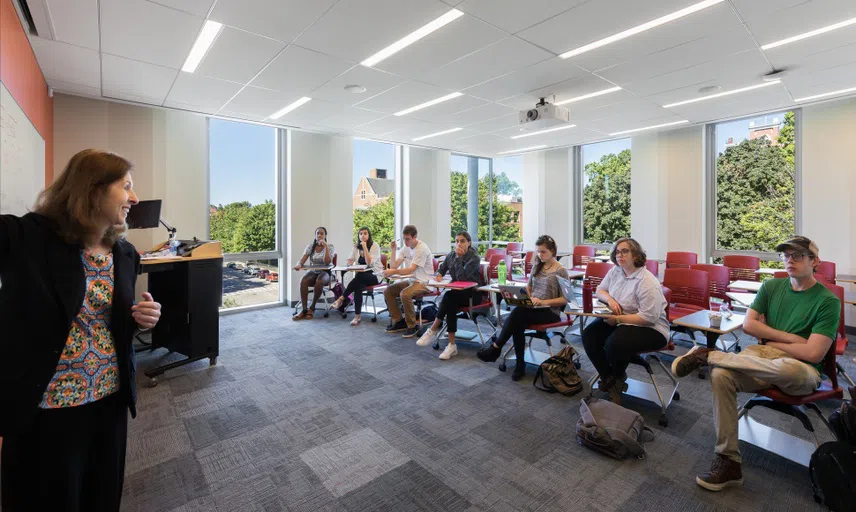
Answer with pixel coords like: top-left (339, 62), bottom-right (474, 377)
top-left (581, 237), bottom-right (669, 404)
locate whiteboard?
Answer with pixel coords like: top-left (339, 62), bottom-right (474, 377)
top-left (0, 80), bottom-right (45, 215)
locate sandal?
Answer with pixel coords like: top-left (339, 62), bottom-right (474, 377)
top-left (305, 309), bottom-right (315, 319)
top-left (331, 297), bottom-right (344, 310)
top-left (350, 317), bottom-right (361, 326)
top-left (292, 310), bottom-right (307, 321)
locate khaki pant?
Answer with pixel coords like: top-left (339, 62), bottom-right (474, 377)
top-left (709, 344), bottom-right (821, 463)
top-left (383, 280), bottom-right (430, 328)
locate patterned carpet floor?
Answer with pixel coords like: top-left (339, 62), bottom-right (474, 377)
top-left (122, 304), bottom-right (853, 512)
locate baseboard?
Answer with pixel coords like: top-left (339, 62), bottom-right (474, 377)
top-left (847, 325), bottom-right (856, 336)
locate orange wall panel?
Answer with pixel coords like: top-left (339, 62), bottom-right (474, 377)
top-left (0, 0), bottom-right (54, 184)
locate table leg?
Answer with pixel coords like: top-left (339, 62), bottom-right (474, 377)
top-left (705, 331), bottom-right (721, 349)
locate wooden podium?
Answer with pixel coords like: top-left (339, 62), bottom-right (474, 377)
top-left (139, 240), bottom-right (223, 385)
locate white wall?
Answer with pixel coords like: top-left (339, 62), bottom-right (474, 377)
top-left (630, 125), bottom-right (705, 261)
top-left (522, 148), bottom-right (574, 251)
top-left (403, 146), bottom-right (450, 253)
top-left (287, 130), bottom-right (353, 303)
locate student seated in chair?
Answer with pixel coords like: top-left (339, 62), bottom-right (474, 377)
top-left (292, 227), bottom-right (335, 320)
top-left (670, 236), bottom-right (839, 492)
top-left (416, 231), bottom-right (484, 360)
top-left (382, 225), bottom-right (433, 338)
top-left (331, 226), bottom-right (383, 326)
top-left (476, 235), bottom-right (569, 381)
top-left (582, 238), bottom-right (669, 405)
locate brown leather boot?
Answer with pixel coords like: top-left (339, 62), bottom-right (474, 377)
top-left (696, 454), bottom-right (743, 491)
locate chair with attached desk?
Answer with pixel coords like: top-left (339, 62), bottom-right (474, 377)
top-left (413, 258), bottom-right (442, 326)
top-left (586, 286), bottom-right (680, 427)
top-left (304, 254), bottom-right (338, 318)
top-left (360, 253), bottom-right (389, 323)
top-left (645, 259), bottom-right (659, 279)
top-left (662, 268), bottom-right (711, 346)
top-left (498, 312), bottom-right (581, 374)
top-left (692, 264), bottom-right (741, 352)
top-left (773, 270), bottom-right (834, 284)
top-left (431, 284), bottom-right (497, 351)
top-left (571, 245), bottom-right (596, 271)
top-left (506, 242), bottom-right (524, 254)
top-left (820, 281), bottom-right (855, 389)
top-left (484, 247), bottom-right (507, 262)
top-left (737, 341), bottom-right (843, 467)
top-left (817, 261), bottom-right (837, 284)
top-left (723, 255), bottom-right (760, 282)
top-left (584, 262), bottom-right (614, 288)
top-left (665, 251), bottom-right (698, 269)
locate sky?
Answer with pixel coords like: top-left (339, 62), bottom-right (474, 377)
top-left (209, 118), bottom-right (276, 207)
top-left (353, 139), bottom-right (396, 191)
top-left (715, 111), bottom-right (789, 155)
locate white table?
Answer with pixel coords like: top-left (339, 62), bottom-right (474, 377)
top-left (672, 309), bottom-right (745, 351)
top-left (726, 291), bottom-right (757, 307)
top-left (755, 268), bottom-right (778, 275)
top-left (728, 280), bottom-right (762, 293)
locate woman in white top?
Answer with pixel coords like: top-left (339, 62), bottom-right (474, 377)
top-left (331, 227), bottom-right (383, 326)
top-left (292, 227), bottom-right (335, 320)
top-left (581, 237), bottom-right (669, 404)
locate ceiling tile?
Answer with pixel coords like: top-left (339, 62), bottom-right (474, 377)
top-left (195, 26), bottom-right (286, 83)
top-left (45, 0), bottom-right (99, 50)
top-left (251, 45), bottom-right (352, 93)
top-left (463, 57), bottom-right (588, 102)
top-left (764, 31), bottom-right (856, 72)
top-left (165, 72), bottom-right (244, 112)
top-left (407, 95), bottom-right (488, 122)
top-left (584, 113), bottom-right (688, 135)
top-left (294, 0), bottom-right (452, 63)
top-left (517, 0), bottom-right (709, 55)
top-left (267, 98), bottom-right (344, 127)
top-left (444, 102), bottom-right (517, 125)
top-left (373, 15), bottom-right (506, 80)
top-left (29, 37), bottom-right (101, 88)
top-left (595, 26), bottom-right (758, 86)
top-left (408, 127), bottom-right (479, 145)
top-left (309, 66), bottom-right (407, 106)
top-left (571, 97), bottom-right (672, 124)
top-left (353, 81), bottom-right (458, 114)
top-left (313, 107), bottom-right (388, 131)
top-left (424, 36), bottom-right (554, 90)
top-left (656, 82), bottom-right (794, 123)
top-left (730, 0), bottom-right (809, 22)
top-left (463, 113), bottom-right (518, 133)
top-left (101, 54), bottom-right (179, 104)
top-left (783, 61), bottom-right (856, 98)
top-left (622, 49), bottom-right (772, 99)
top-left (221, 85), bottom-right (307, 119)
top-left (100, 0), bottom-right (204, 69)
top-left (209, 0), bottom-right (338, 43)
top-left (456, 0), bottom-right (586, 34)
top-left (48, 80), bottom-right (102, 98)
top-left (747, 0), bottom-right (856, 45)
top-left (356, 116), bottom-right (435, 136)
top-left (499, 73), bottom-right (621, 110)
top-left (147, 0), bottom-right (215, 16)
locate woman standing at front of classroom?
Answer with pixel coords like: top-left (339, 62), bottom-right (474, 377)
top-left (0, 149), bottom-right (162, 511)
top-left (293, 226), bottom-right (336, 320)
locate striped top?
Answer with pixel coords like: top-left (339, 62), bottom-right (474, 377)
top-left (528, 261), bottom-right (571, 315)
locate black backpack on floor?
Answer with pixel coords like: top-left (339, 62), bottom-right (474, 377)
top-left (810, 442), bottom-right (856, 511)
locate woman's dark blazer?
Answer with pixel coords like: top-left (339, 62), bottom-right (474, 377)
top-left (0, 212), bottom-right (140, 436)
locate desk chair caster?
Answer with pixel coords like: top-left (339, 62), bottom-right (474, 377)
top-left (210, 356), bottom-right (217, 365)
top-left (433, 341), bottom-right (440, 350)
top-left (147, 377), bottom-right (159, 388)
top-left (659, 414), bottom-right (668, 427)
top-left (498, 363), bottom-right (507, 372)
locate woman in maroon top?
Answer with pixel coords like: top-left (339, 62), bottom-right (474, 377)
top-left (0, 150), bottom-right (162, 511)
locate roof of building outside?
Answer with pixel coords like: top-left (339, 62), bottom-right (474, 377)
top-left (366, 178), bottom-right (394, 198)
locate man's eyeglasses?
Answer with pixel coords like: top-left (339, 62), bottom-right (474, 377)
top-left (615, 249), bottom-right (632, 256)
top-left (779, 252), bottom-right (808, 262)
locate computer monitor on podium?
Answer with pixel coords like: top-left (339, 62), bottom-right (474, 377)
top-left (127, 199), bottom-right (162, 229)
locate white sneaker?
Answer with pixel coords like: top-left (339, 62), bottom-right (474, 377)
top-left (439, 344), bottom-right (458, 360)
top-left (416, 327), bottom-right (439, 347)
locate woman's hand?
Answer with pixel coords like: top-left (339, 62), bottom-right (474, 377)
top-left (606, 298), bottom-right (623, 315)
top-left (605, 315), bottom-right (618, 326)
top-left (531, 297), bottom-right (544, 306)
top-left (435, 273), bottom-right (444, 282)
top-left (293, 265), bottom-right (301, 271)
top-left (347, 258), bottom-right (354, 265)
top-left (132, 292), bottom-right (161, 330)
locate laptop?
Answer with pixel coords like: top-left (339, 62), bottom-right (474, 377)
top-left (498, 284), bottom-right (537, 307)
top-left (558, 277), bottom-right (610, 313)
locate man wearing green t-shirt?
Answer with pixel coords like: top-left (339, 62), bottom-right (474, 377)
top-left (670, 236), bottom-right (840, 492)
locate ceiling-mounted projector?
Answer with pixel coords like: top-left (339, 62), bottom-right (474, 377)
top-left (519, 98), bottom-right (570, 130)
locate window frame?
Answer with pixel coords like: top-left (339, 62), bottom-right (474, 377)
top-left (573, 141), bottom-right (630, 251)
top-left (450, 152), bottom-right (495, 250)
top-left (705, 108), bottom-right (802, 261)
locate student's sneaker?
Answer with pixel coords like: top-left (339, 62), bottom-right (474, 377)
top-left (385, 319), bottom-right (408, 333)
top-left (671, 346), bottom-right (712, 378)
top-left (477, 344), bottom-right (501, 362)
top-left (696, 455), bottom-right (743, 491)
top-left (439, 344), bottom-right (458, 360)
top-left (402, 326), bottom-right (419, 338)
top-left (416, 327), bottom-right (439, 347)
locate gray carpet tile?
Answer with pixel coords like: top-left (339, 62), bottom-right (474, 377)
top-left (338, 461), bottom-right (470, 512)
top-left (121, 305), bottom-right (848, 511)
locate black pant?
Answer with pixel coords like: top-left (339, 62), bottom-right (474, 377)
top-left (436, 289), bottom-right (483, 333)
top-left (343, 272), bottom-right (379, 314)
top-left (495, 307), bottom-right (560, 363)
top-left (1, 393), bottom-right (128, 512)
top-left (582, 319), bottom-right (668, 380)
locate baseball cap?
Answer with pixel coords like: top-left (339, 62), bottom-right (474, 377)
top-left (775, 236), bottom-right (819, 258)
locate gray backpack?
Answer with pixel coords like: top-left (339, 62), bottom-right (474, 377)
top-left (576, 398), bottom-right (654, 460)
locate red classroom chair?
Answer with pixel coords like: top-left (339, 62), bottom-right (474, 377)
top-left (819, 281), bottom-right (855, 388)
top-left (572, 245), bottom-right (596, 271)
top-left (665, 251), bottom-right (698, 269)
top-left (584, 262), bottom-right (615, 289)
top-left (723, 255), bottom-right (760, 282)
top-left (645, 259), bottom-right (659, 279)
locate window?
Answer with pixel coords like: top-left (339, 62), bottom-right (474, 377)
top-left (493, 155), bottom-right (524, 246)
top-left (579, 138), bottom-right (631, 246)
top-left (450, 154), bottom-right (493, 253)
top-left (710, 111), bottom-right (797, 261)
top-left (208, 118), bottom-right (280, 309)
top-left (353, 140), bottom-right (396, 248)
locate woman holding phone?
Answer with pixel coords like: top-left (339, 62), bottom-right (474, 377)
top-left (331, 227), bottom-right (383, 325)
top-left (292, 227), bottom-right (335, 320)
